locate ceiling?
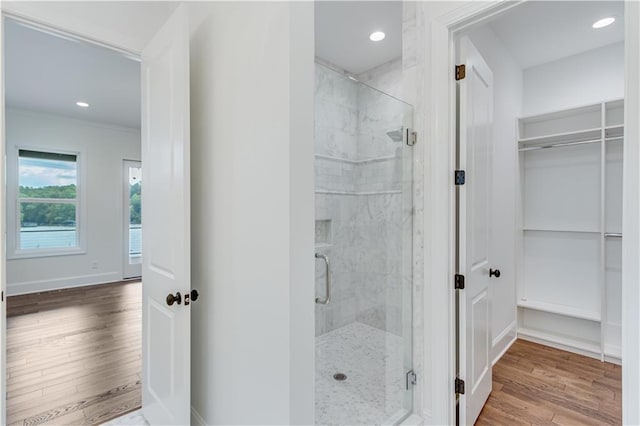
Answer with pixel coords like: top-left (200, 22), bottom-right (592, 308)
top-left (5, 18), bottom-right (141, 129)
top-left (488, 1), bottom-right (625, 69)
top-left (3, 1), bottom-right (179, 53)
top-left (315, 1), bottom-right (402, 74)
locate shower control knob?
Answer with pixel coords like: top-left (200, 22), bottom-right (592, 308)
top-left (489, 268), bottom-right (501, 278)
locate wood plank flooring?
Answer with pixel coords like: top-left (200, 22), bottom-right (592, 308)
top-left (7, 281), bottom-right (142, 426)
top-left (476, 339), bottom-right (622, 425)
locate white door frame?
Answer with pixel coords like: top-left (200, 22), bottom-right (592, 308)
top-left (123, 160), bottom-right (142, 279)
top-left (422, 1), bottom-right (640, 425)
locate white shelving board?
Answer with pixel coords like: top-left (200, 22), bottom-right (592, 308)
top-left (516, 99), bottom-right (623, 361)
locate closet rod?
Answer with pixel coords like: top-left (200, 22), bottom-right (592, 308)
top-left (605, 136), bottom-right (624, 142)
top-left (604, 233), bottom-right (623, 238)
top-left (519, 138), bottom-right (601, 152)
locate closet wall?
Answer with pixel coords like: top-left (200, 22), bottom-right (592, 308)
top-left (517, 41), bottom-right (624, 362)
top-left (467, 26), bottom-right (523, 363)
top-left (523, 42), bottom-right (624, 114)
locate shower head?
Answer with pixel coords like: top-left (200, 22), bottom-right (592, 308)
top-left (386, 128), bottom-right (404, 143)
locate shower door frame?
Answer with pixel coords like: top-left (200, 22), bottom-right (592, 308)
top-left (312, 63), bottom-right (416, 425)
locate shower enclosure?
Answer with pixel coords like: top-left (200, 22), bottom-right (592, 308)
top-left (314, 63), bottom-right (414, 425)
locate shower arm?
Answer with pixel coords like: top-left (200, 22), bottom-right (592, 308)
top-left (315, 253), bottom-right (331, 305)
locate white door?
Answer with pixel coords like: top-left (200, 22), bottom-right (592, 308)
top-left (141, 5), bottom-right (191, 425)
top-left (457, 36), bottom-right (494, 425)
top-left (0, 13), bottom-right (7, 425)
top-left (123, 160), bottom-right (142, 279)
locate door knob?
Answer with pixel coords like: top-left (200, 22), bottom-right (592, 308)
top-left (489, 269), bottom-right (501, 278)
top-left (166, 292), bottom-right (182, 306)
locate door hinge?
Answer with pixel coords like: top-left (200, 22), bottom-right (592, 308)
top-left (454, 274), bottom-right (465, 290)
top-left (455, 377), bottom-right (466, 395)
top-left (456, 64), bottom-right (466, 81)
top-left (406, 370), bottom-right (417, 390)
top-left (455, 170), bottom-right (466, 185)
top-left (1, 291), bottom-right (4, 302)
top-left (405, 128), bottom-right (417, 146)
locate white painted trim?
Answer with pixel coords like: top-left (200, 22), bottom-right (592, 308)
top-left (493, 334), bottom-right (517, 367)
top-left (1, 10), bottom-right (141, 59)
top-left (517, 328), bottom-right (602, 360)
top-left (622, 2), bottom-right (640, 424)
top-left (7, 271), bottom-right (120, 296)
top-left (191, 406), bottom-right (206, 426)
top-left (425, 3), bottom-right (524, 425)
top-left (400, 413), bottom-right (424, 426)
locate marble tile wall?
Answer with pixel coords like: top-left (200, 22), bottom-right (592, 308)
top-left (314, 62), bottom-right (412, 337)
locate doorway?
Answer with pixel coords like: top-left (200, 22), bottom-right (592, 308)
top-left (1, 4), bottom-right (192, 424)
top-left (454, 1), bottom-right (625, 424)
top-left (3, 16), bottom-right (143, 425)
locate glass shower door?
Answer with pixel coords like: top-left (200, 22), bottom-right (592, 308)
top-left (314, 63), bottom-right (414, 425)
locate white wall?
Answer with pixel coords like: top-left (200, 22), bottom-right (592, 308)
top-left (5, 109), bottom-right (140, 295)
top-left (466, 26), bottom-right (522, 364)
top-left (524, 42), bottom-right (624, 115)
top-left (189, 2), bottom-right (314, 424)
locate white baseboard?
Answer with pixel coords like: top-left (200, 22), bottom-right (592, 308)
top-left (400, 413), bottom-right (424, 426)
top-left (518, 327), bottom-right (602, 361)
top-left (191, 407), bottom-right (207, 426)
top-left (421, 409), bottom-right (432, 424)
top-left (492, 320), bottom-right (517, 365)
top-left (7, 271), bottom-right (121, 296)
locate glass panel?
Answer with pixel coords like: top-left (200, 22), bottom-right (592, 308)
top-left (19, 202), bottom-right (77, 249)
top-left (314, 63), bottom-right (414, 425)
top-left (19, 150), bottom-right (77, 199)
top-left (129, 166), bottom-right (142, 263)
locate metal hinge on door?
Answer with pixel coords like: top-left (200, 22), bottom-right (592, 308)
top-left (455, 274), bottom-right (465, 290)
top-left (405, 128), bottom-right (417, 146)
top-left (456, 64), bottom-right (466, 81)
top-left (455, 170), bottom-right (466, 185)
top-left (406, 370), bottom-right (417, 390)
top-left (455, 377), bottom-right (466, 395)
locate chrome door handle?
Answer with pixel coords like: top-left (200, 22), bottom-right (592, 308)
top-left (315, 253), bottom-right (330, 304)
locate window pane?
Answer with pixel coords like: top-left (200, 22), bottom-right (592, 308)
top-left (20, 202), bottom-right (77, 250)
top-left (129, 167), bottom-right (142, 258)
top-left (19, 150), bottom-right (77, 199)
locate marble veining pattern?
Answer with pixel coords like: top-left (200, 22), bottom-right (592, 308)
top-left (101, 410), bottom-right (148, 425)
top-left (315, 322), bottom-right (408, 426)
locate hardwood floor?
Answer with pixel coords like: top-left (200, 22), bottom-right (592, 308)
top-left (7, 281), bottom-right (142, 426)
top-left (476, 339), bottom-right (622, 426)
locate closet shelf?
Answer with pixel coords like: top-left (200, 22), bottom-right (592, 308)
top-left (518, 299), bottom-right (601, 322)
top-left (522, 228), bottom-right (600, 234)
top-left (518, 127), bottom-right (602, 148)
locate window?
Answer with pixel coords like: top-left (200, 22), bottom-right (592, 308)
top-left (17, 149), bottom-right (79, 252)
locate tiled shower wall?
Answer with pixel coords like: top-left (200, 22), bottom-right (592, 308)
top-left (314, 60), bottom-right (410, 337)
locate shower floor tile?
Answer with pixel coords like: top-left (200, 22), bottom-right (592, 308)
top-left (315, 322), bottom-right (408, 425)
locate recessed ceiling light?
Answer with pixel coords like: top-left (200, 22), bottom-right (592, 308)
top-left (369, 31), bottom-right (385, 42)
top-left (592, 17), bottom-right (615, 29)
top-left (76, 101), bottom-right (89, 108)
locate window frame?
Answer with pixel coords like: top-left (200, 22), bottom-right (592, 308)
top-left (7, 145), bottom-right (87, 259)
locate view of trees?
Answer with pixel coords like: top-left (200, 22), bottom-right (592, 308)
top-left (130, 182), bottom-right (141, 225)
top-left (19, 185), bottom-right (76, 227)
top-left (19, 182), bottom-right (141, 228)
